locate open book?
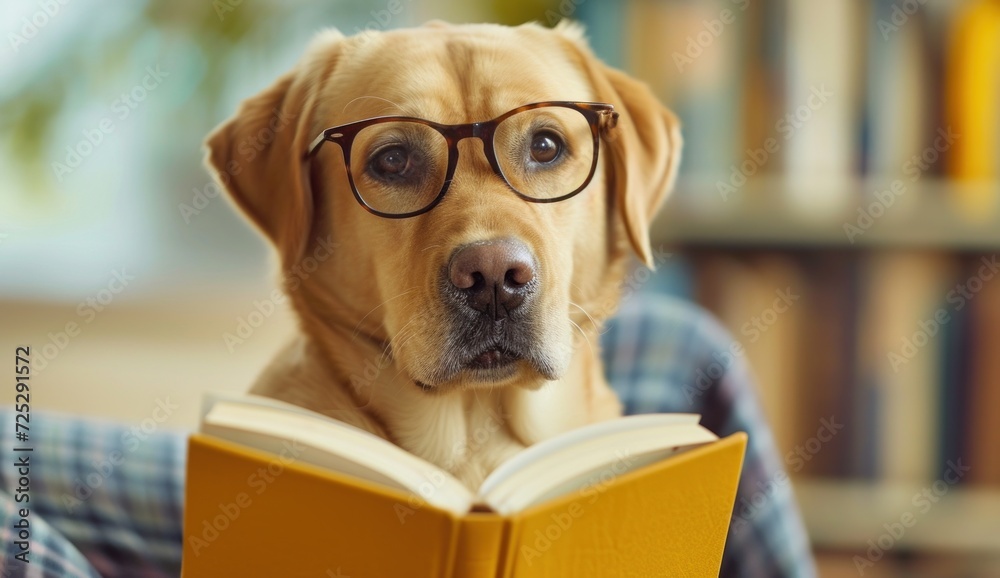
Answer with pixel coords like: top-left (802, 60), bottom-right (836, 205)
top-left (200, 394), bottom-right (718, 516)
top-left (183, 393), bottom-right (747, 578)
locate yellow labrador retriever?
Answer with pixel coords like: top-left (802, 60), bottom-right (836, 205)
top-left (205, 21), bottom-right (681, 488)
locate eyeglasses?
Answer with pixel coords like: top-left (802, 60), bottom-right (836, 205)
top-left (304, 101), bottom-right (619, 218)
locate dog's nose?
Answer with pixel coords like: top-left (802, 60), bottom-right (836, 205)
top-left (448, 238), bottom-right (537, 320)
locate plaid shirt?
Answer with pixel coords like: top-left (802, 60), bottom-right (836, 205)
top-left (0, 294), bottom-right (815, 577)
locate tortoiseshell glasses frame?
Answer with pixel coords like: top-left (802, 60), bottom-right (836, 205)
top-left (303, 101), bottom-right (619, 219)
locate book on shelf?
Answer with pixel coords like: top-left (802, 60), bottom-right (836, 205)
top-left (621, 0), bottom-right (744, 187)
top-left (181, 394), bottom-right (747, 578)
top-left (938, 261), bottom-right (973, 485)
top-left (796, 252), bottom-right (858, 478)
top-left (739, 0), bottom-right (787, 175)
top-left (693, 251), bottom-right (805, 459)
top-left (863, 0), bottom-right (932, 177)
top-left (781, 0), bottom-right (864, 215)
top-left (854, 251), bottom-right (956, 482)
top-left (946, 0), bottom-right (1000, 192)
top-left (966, 258), bottom-right (1000, 485)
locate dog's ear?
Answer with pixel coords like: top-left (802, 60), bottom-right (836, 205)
top-left (204, 32), bottom-right (343, 266)
top-left (558, 25), bottom-right (682, 268)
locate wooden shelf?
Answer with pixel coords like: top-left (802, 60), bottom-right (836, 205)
top-left (651, 178), bottom-right (1000, 250)
top-left (796, 478), bottom-right (1000, 553)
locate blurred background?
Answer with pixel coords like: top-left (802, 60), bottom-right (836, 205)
top-left (2, 0), bottom-right (1000, 575)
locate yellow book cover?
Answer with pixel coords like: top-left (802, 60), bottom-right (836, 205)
top-left (181, 396), bottom-right (747, 578)
top-left (945, 0), bottom-right (1000, 217)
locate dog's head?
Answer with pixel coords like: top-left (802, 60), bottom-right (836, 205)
top-left (206, 22), bottom-right (680, 395)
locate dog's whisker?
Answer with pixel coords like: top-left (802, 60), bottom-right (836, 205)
top-left (390, 316), bottom-right (420, 344)
top-left (377, 327), bottom-right (408, 366)
top-left (471, 387), bottom-right (490, 414)
top-left (569, 318), bottom-right (594, 357)
top-left (379, 313), bottom-right (423, 367)
top-left (569, 300), bottom-right (599, 331)
top-left (568, 284), bottom-right (616, 336)
top-left (389, 337), bottom-right (425, 383)
top-left (352, 288), bottom-right (418, 341)
top-left (379, 329), bottom-right (410, 367)
top-left (387, 329), bottom-right (416, 363)
top-left (378, 337), bottom-right (398, 367)
top-left (342, 95), bottom-right (406, 115)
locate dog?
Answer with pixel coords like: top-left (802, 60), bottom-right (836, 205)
top-left (205, 21), bottom-right (681, 489)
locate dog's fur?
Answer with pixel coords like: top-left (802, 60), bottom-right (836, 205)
top-left (205, 21), bottom-right (681, 489)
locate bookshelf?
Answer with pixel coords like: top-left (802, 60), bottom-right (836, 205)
top-left (652, 178), bottom-right (1000, 559)
top-left (652, 179), bottom-right (1000, 250)
top-left (798, 479), bottom-right (1000, 553)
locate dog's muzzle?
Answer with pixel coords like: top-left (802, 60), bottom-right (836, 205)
top-left (435, 237), bottom-right (549, 380)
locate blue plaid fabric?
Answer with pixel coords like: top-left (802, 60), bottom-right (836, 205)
top-left (0, 412), bottom-right (184, 578)
top-left (0, 294), bottom-right (815, 577)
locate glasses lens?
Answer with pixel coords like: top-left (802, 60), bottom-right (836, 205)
top-left (350, 121), bottom-right (448, 216)
top-left (493, 106), bottom-right (596, 200)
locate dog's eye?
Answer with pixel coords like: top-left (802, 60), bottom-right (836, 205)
top-left (529, 131), bottom-right (562, 164)
top-left (370, 146), bottom-right (411, 179)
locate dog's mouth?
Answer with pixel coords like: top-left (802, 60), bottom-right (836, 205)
top-left (468, 347), bottom-right (521, 370)
top-left (449, 342), bottom-right (531, 384)
top-left (412, 333), bottom-right (559, 391)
